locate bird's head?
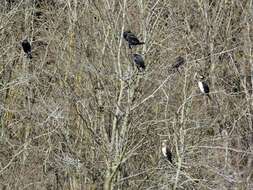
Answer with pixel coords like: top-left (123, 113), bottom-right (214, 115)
top-left (199, 75), bottom-right (205, 80)
top-left (123, 30), bottom-right (131, 38)
top-left (162, 140), bottom-right (168, 147)
top-left (21, 36), bottom-right (30, 44)
top-left (194, 72), bottom-right (205, 80)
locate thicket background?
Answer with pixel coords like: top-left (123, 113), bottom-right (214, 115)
top-left (0, 0), bottom-right (252, 189)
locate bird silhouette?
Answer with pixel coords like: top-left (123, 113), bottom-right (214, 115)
top-left (162, 140), bottom-right (172, 163)
top-left (195, 74), bottom-right (212, 100)
top-left (133, 54), bottom-right (145, 72)
top-left (21, 39), bottom-right (32, 59)
top-left (123, 31), bottom-right (144, 49)
top-left (172, 56), bottom-right (185, 72)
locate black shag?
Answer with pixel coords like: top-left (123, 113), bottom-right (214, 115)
top-left (197, 75), bottom-right (211, 99)
top-left (162, 140), bottom-right (172, 163)
top-left (21, 39), bottom-right (32, 59)
top-left (123, 31), bottom-right (145, 49)
top-left (172, 56), bottom-right (185, 72)
top-left (133, 53), bottom-right (145, 71)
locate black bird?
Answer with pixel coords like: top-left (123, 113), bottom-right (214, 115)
top-left (162, 140), bottom-right (172, 163)
top-left (196, 74), bottom-right (211, 99)
top-left (133, 53), bottom-right (145, 71)
top-left (123, 31), bottom-right (145, 49)
top-left (172, 56), bottom-right (185, 72)
top-left (21, 39), bottom-right (32, 59)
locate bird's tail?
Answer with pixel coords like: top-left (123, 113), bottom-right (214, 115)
top-left (138, 42), bottom-right (145, 45)
top-left (27, 52), bottom-right (32, 59)
top-left (137, 67), bottom-right (145, 73)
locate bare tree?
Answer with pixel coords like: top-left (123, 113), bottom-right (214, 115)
top-left (0, 0), bottom-right (252, 189)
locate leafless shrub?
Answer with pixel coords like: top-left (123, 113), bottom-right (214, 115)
top-left (0, 0), bottom-right (252, 189)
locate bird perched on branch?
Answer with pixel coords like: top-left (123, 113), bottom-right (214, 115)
top-left (195, 73), bottom-right (211, 100)
top-left (161, 140), bottom-right (172, 163)
top-left (21, 39), bottom-right (32, 59)
top-left (171, 56), bottom-right (185, 73)
top-left (133, 53), bottom-right (145, 72)
top-left (123, 31), bottom-right (145, 49)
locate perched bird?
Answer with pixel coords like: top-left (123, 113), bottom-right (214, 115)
top-left (195, 74), bottom-right (211, 99)
top-left (172, 56), bottom-right (185, 73)
top-left (21, 39), bottom-right (32, 59)
top-left (123, 31), bottom-right (145, 49)
top-left (162, 140), bottom-right (172, 163)
top-left (133, 53), bottom-right (145, 72)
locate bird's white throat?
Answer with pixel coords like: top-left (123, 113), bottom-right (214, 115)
top-left (198, 81), bottom-right (205, 93)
